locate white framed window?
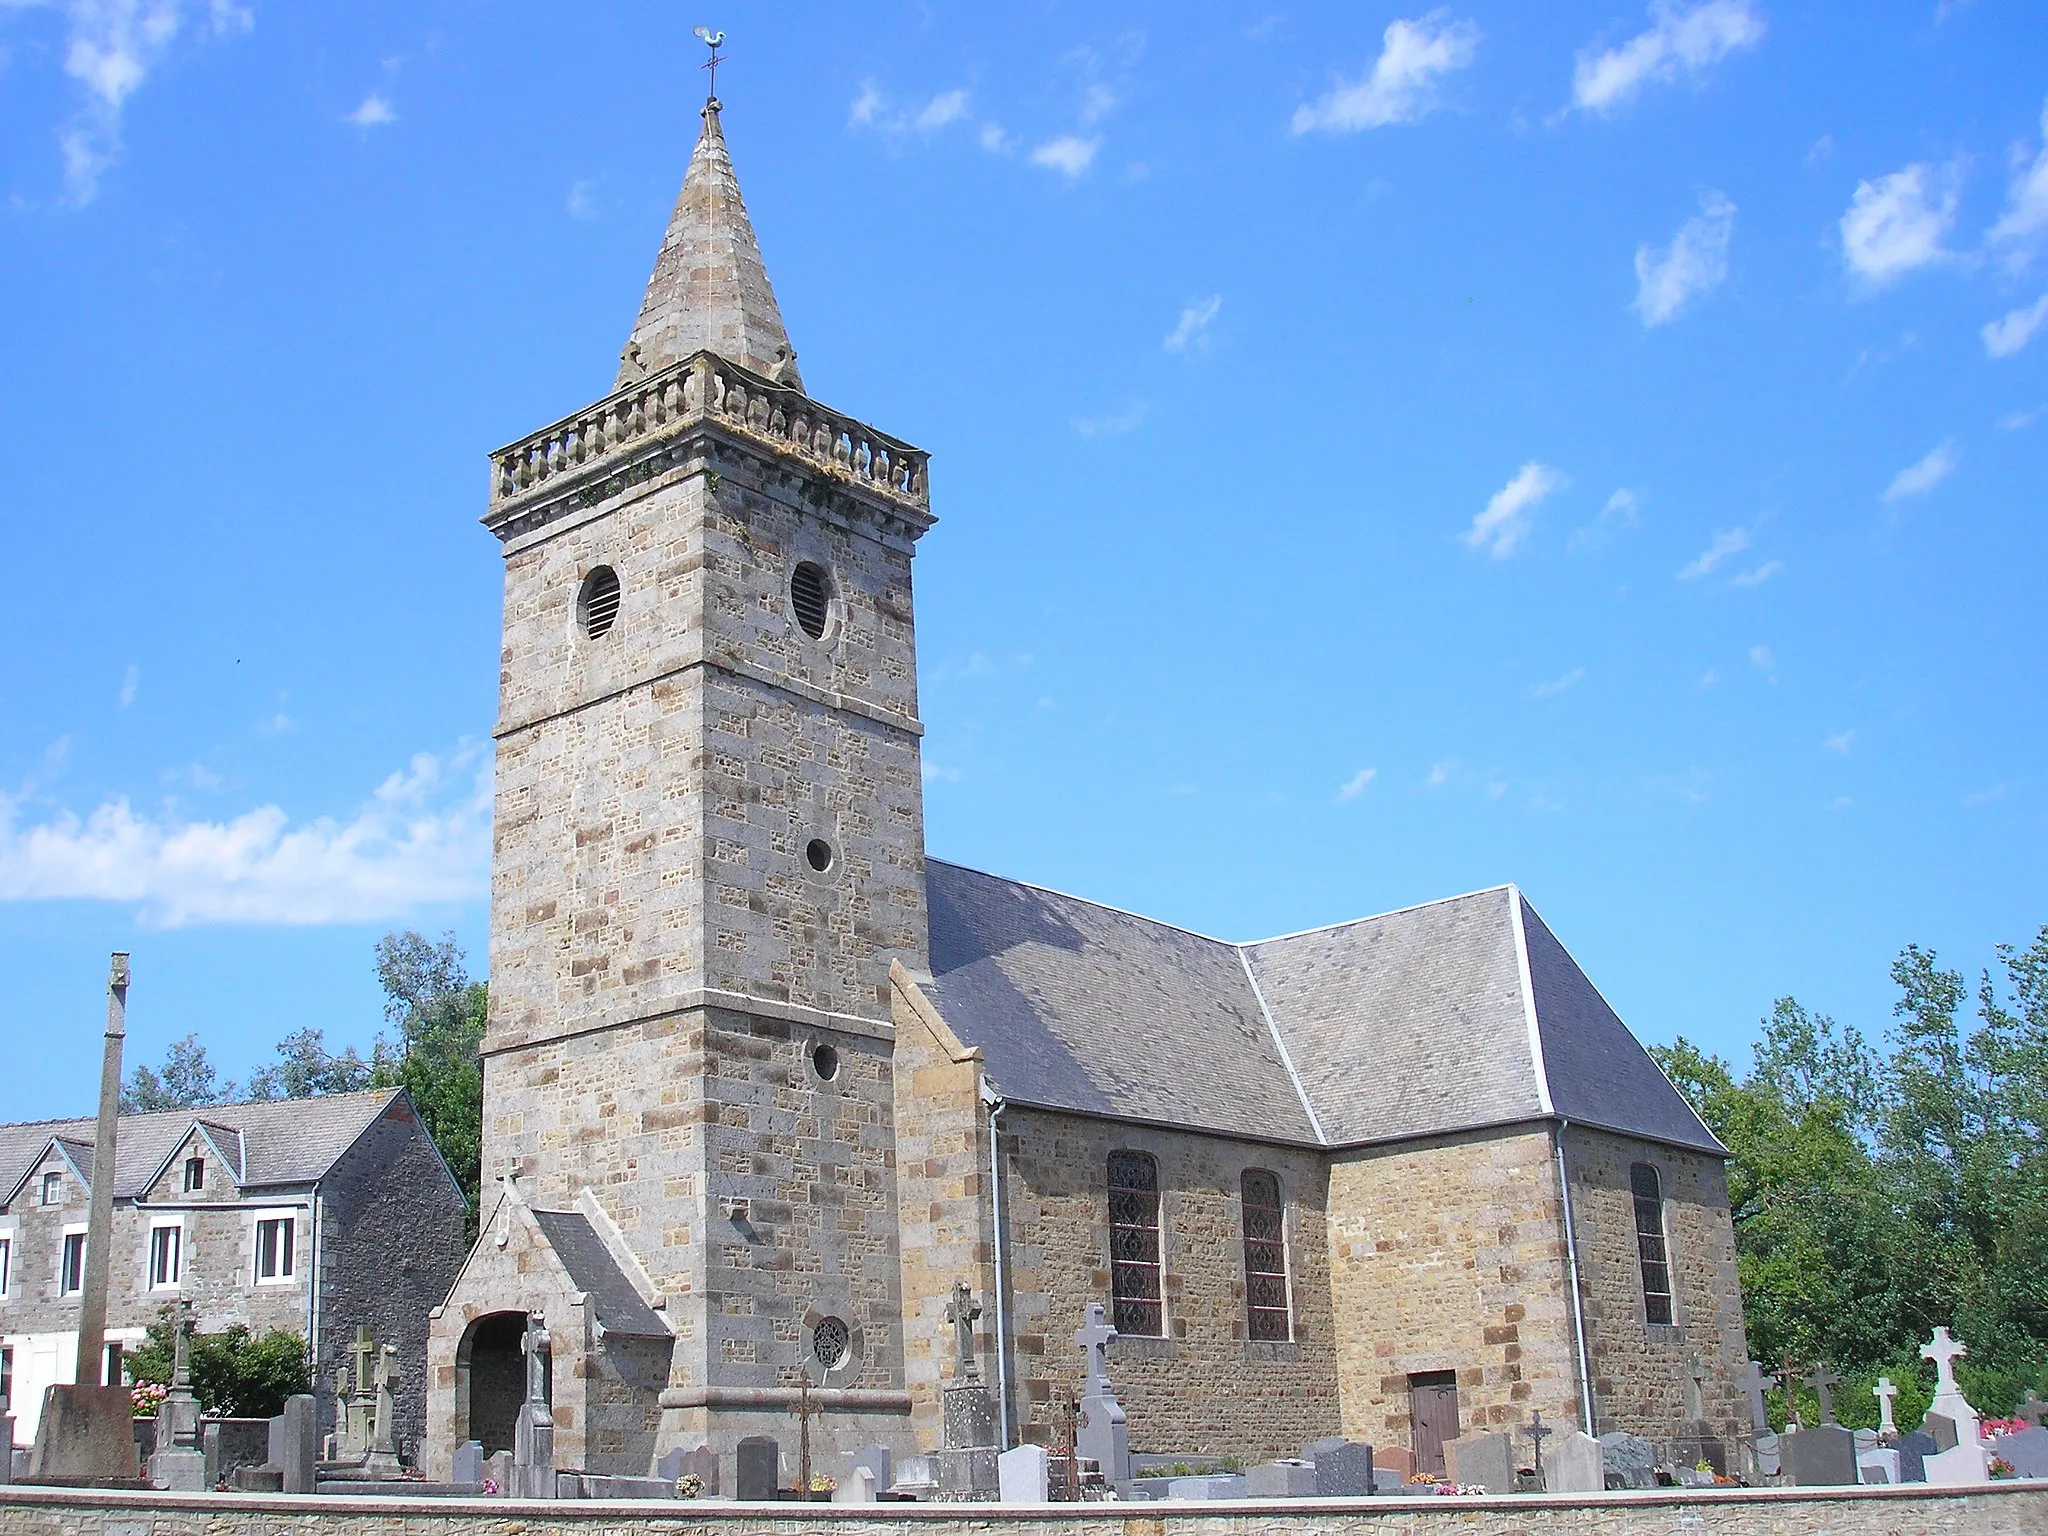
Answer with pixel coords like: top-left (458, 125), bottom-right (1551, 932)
top-left (59, 1228), bottom-right (86, 1294)
top-left (0, 1232), bottom-right (12, 1298)
top-left (147, 1222), bottom-right (183, 1291)
top-left (1, 1344), bottom-right (12, 1408)
top-left (41, 1171), bottom-right (61, 1206)
top-left (253, 1212), bottom-right (297, 1284)
top-left (182, 1156), bottom-right (205, 1194)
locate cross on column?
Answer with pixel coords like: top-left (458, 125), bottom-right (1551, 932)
top-left (1524, 1410), bottom-right (1552, 1485)
top-left (352, 1325), bottom-right (377, 1399)
top-left (944, 1281), bottom-right (983, 1383)
top-left (1735, 1360), bottom-right (1775, 1433)
top-left (1073, 1301), bottom-right (1117, 1394)
top-left (1874, 1377), bottom-right (1899, 1438)
top-left (1920, 1326), bottom-right (1967, 1397)
top-left (1804, 1365), bottom-right (1841, 1426)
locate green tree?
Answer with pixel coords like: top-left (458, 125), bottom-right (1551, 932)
top-left (121, 1033), bottom-right (236, 1113)
top-left (245, 1028), bottom-right (376, 1100)
top-left (126, 1312), bottom-right (311, 1417)
top-left (371, 930), bottom-right (486, 1236)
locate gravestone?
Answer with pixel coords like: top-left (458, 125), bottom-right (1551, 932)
top-left (1167, 1473), bottom-right (1246, 1499)
top-left (889, 1453), bottom-right (938, 1499)
top-left (1736, 1360), bottom-right (1775, 1434)
top-left (936, 1447), bottom-right (998, 1501)
top-left (481, 1449), bottom-right (512, 1493)
top-left (1599, 1431), bottom-right (1656, 1490)
top-left (1545, 1430), bottom-right (1604, 1494)
top-left (832, 1466), bottom-right (878, 1504)
top-left (1780, 1425), bottom-right (1857, 1487)
top-left (1925, 1412), bottom-right (1959, 1452)
top-left (998, 1443), bottom-right (1050, 1502)
top-left (1994, 1426), bottom-right (2048, 1478)
top-left (452, 1441), bottom-right (484, 1486)
top-left (1309, 1439), bottom-right (1373, 1496)
top-left (1374, 1444), bottom-right (1415, 1482)
top-left (232, 1464), bottom-right (284, 1492)
top-left (278, 1395), bottom-right (317, 1494)
top-left (657, 1444), bottom-right (719, 1494)
top-left (1858, 1447), bottom-right (1901, 1484)
top-left (933, 1282), bottom-right (999, 1500)
top-left (1924, 1439), bottom-right (1991, 1487)
top-left (1444, 1429), bottom-right (1514, 1493)
top-left (1751, 1431), bottom-right (1781, 1480)
top-left (1852, 1428), bottom-right (1877, 1461)
top-left (1073, 1303), bottom-right (1130, 1491)
top-left (361, 1345), bottom-right (403, 1479)
top-left (736, 1435), bottom-right (779, 1501)
top-left (1894, 1430), bottom-right (1934, 1483)
top-left (1874, 1377), bottom-right (1899, 1439)
top-left (346, 1327), bottom-right (379, 1461)
top-left (1920, 1327), bottom-right (1982, 1444)
top-left (849, 1444), bottom-right (892, 1493)
top-left (512, 1314), bottom-right (555, 1499)
top-left (150, 1304), bottom-right (204, 1491)
top-left (1246, 1459), bottom-right (1316, 1498)
top-left (1671, 1418), bottom-right (1728, 1475)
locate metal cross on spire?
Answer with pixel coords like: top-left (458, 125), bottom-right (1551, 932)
top-left (693, 25), bottom-right (727, 103)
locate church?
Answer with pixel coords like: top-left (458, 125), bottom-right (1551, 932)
top-left (423, 86), bottom-right (1748, 1488)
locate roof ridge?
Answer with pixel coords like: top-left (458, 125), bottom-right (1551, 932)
top-left (1241, 883), bottom-right (1519, 948)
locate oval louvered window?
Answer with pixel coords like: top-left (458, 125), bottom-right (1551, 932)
top-left (790, 560), bottom-right (832, 639)
top-left (577, 566), bottom-right (621, 639)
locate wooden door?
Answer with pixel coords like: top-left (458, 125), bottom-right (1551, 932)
top-left (1409, 1371), bottom-right (1461, 1476)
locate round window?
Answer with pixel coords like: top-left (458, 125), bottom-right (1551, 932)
top-left (805, 837), bottom-right (834, 872)
top-left (813, 1316), bottom-right (850, 1370)
top-left (790, 561), bottom-right (832, 639)
top-left (577, 566), bottom-right (621, 639)
top-left (811, 1042), bottom-right (839, 1082)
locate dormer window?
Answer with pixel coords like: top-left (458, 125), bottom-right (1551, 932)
top-left (183, 1157), bottom-right (205, 1193)
top-left (40, 1172), bottom-right (60, 1207)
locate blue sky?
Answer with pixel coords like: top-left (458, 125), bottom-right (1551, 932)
top-left (2, 0), bottom-right (2044, 1116)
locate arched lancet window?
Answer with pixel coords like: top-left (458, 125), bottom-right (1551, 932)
top-left (1107, 1150), bottom-right (1163, 1337)
top-left (1630, 1161), bottom-right (1674, 1325)
top-left (1240, 1169), bottom-right (1290, 1341)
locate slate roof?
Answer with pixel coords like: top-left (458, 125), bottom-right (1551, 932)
top-left (0, 1088), bottom-right (410, 1206)
top-left (530, 1210), bottom-right (671, 1338)
top-left (924, 861), bottom-right (1723, 1157)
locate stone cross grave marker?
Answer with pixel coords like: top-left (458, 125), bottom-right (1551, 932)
top-left (1072, 1302), bottom-right (1128, 1490)
top-left (349, 1326), bottom-right (379, 1457)
top-left (1780, 1352), bottom-right (1804, 1430)
top-left (946, 1281), bottom-right (982, 1383)
top-left (2018, 1391), bottom-right (2045, 1429)
top-left (151, 1301), bottom-right (205, 1491)
top-left (1524, 1410), bottom-right (1552, 1487)
top-left (1683, 1356), bottom-right (1707, 1421)
top-left (513, 1312), bottom-right (555, 1499)
top-left (362, 1344), bottom-right (403, 1476)
top-left (1737, 1360), bottom-right (1775, 1433)
top-left (1805, 1366), bottom-right (1841, 1426)
top-left (1919, 1327), bottom-right (1980, 1441)
top-left (1875, 1377), bottom-right (1899, 1438)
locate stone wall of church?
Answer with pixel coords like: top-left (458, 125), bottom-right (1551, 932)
top-left (995, 1108), bottom-right (1341, 1463)
top-left (1324, 1125), bottom-right (1582, 1457)
top-left (1561, 1123), bottom-right (1747, 1443)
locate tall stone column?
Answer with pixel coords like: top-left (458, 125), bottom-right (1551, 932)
top-left (73, 953), bottom-right (128, 1387)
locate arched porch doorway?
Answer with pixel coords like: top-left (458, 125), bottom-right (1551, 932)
top-left (459, 1311), bottom-right (542, 1456)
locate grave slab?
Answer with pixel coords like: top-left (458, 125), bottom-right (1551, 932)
top-left (1310, 1441), bottom-right (1373, 1497)
top-left (1993, 1427), bottom-right (2048, 1478)
top-left (1374, 1445), bottom-right (1416, 1482)
top-left (832, 1466), bottom-right (878, 1504)
top-left (279, 1396), bottom-right (316, 1495)
top-left (481, 1450), bottom-right (512, 1494)
top-left (1167, 1473), bottom-right (1245, 1499)
top-left (1444, 1430), bottom-right (1514, 1494)
top-left (1926, 1413), bottom-right (1959, 1453)
top-left (1893, 1431), bottom-right (1934, 1484)
top-left (451, 1442), bottom-right (484, 1488)
top-left (998, 1444), bottom-right (1049, 1503)
top-left (934, 1446), bottom-right (998, 1501)
top-left (28, 1386), bottom-right (140, 1485)
top-left (1599, 1431), bottom-right (1656, 1490)
top-left (1858, 1448), bottom-right (1901, 1484)
top-left (1923, 1439), bottom-right (1991, 1487)
top-left (736, 1436), bottom-right (779, 1501)
top-left (1781, 1425), bottom-right (1858, 1487)
top-left (1545, 1430), bottom-right (1604, 1494)
top-left (1246, 1460), bottom-right (1316, 1498)
top-left (849, 1444), bottom-right (893, 1495)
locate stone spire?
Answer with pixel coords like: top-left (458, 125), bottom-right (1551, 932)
top-left (615, 98), bottom-right (803, 393)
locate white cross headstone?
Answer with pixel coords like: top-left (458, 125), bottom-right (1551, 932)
top-left (1073, 1304), bottom-right (1116, 1395)
top-left (1874, 1377), bottom-right (1898, 1439)
top-left (1919, 1327), bottom-right (1980, 1442)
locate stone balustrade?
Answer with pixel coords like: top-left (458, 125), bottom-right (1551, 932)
top-left (490, 352), bottom-right (929, 514)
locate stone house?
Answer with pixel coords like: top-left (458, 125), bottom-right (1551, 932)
top-left (0, 1087), bottom-right (466, 1459)
top-left (425, 91), bottom-right (1747, 1487)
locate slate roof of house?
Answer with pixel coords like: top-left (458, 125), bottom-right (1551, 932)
top-left (923, 861), bottom-right (1723, 1156)
top-left (530, 1210), bottom-right (671, 1338)
top-left (0, 1088), bottom-right (409, 1207)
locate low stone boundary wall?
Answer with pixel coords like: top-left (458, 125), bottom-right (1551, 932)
top-left (1, 1483), bottom-right (2043, 1536)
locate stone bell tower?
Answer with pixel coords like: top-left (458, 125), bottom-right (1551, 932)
top-left (426, 90), bottom-right (933, 1483)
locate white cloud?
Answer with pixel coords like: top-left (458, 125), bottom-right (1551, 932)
top-left (25, 0), bottom-right (253, 205)
top-left (1164, 295), bottom-right (1222, 353)
top-left (1697, 668), bottom-right (1719, 689)
top-left (1633, 190), bottom-right (1735, 325)
top-left (849, 80), bottom-right (884, 129)
top-left (0, 747), bottom-right (491, 927)
top-left (916, 89), bottom-right (970, 132)
top-left (1426, 762), bottom-right (1452, 787)
top-left (1071, 400), bottom-right (1146, 438)
top-left (1531, 667), bottom-right (1587, 700)
top-left (920, 760), bottom-right (962, 785)
top-left (1982, 293), bottom-right (2048, 358)
top-left (2000, 404), bottom-right (2045, 430)
top-left (1989, 95), bottom-right (2048, 249)
top-left (1840, 164), bottom-right (1958, 288)
top-left (1823, 729), bottom-right (1856, 755)
top-left (1729, 559), bottom-right (1782, 588)
top-left (1678, 526), bottom-right (1749, 579)
top-left (1336, 767), bottom-right (1378, 802)
top-left (118, 664), bottom-right (138, 708)
top-left (1571, 0), bottom-right (1765, 115)
top-left (1883, 440), bottom-right (1957, 503)
top-left (1464, 461), bottom-right (1564, 559)
top-left (1570, 488), bottom-right (1640, 550)
top-left (1748, 644), bottom-right (1773, 669)
top-left (345, 92), bottom-right (396, 128)
top-left (1291, 10), bottom-right (1482, 134)
top-left (566, 179), bottom-right (600, 221)
top-left (979, 123), bottom-right (1014, 154)
top-left (1031, 134), bottom-right (1101, 178)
